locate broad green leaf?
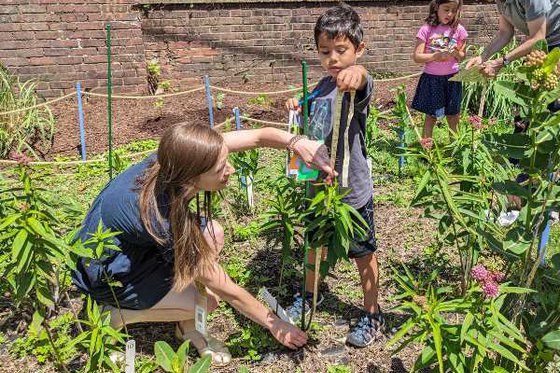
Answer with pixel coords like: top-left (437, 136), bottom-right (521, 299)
top-left (482, 133), bottom-right (530, 160)
top-left (460, 312), bottom-right (474, 344)
top-left (188, 355), bottom-right (211, 373)
top-left (0, 213), bottom-right (21, 231)
top-left (542, 330), bottom-right (560, 350)
top-left (154, 341), bottom-right (175, 372)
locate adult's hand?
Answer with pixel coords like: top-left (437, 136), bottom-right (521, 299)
top-left (466, 56), bottom-right (484, 69)
top-left (482, 59), bottom-right (504, 78)
top-left (269, 318), bottom-right (308, 349)
top-left (293, 138), bottom-right (337, 182)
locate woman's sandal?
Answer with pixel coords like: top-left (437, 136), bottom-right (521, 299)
top-left (175, 323), bottom-right (232, 366)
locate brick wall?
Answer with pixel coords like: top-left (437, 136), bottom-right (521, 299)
top-left (0, 0), bottom-right (145, 97)
top-left (0, 1), bottom-right (499, 97)
top-left (142, 1), bottom-right (500, 87)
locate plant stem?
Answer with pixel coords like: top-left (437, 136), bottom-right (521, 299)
top-left (42, 318), bottom-right (70, 373)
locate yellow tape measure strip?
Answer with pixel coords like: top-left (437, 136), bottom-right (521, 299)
top-left (331, 90), bottom-right (355, 188)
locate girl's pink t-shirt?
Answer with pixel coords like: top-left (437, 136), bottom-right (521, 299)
top-left (417, 23), bottom-right (468, 76)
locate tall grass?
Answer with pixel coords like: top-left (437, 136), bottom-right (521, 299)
top-left (0, 63), bottom-right (55, 159)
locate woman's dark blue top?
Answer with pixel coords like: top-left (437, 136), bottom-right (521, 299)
top-left (72, 154), bottom-right (175, 309)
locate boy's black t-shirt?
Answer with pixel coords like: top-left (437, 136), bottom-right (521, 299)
top-left (307, 74), bottom-right (374, 208)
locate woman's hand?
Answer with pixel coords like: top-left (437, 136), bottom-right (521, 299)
top-left (269, 317), bottom-right (308, 349)
top-left (466, 56), bottom-right (483, 69)
top-left (293, 138), bottom-right (337, 182)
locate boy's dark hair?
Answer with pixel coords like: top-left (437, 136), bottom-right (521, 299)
top-left (425, 0), bottom-right (463, 27)
top-left (314, 4), bottom-right (363, 48)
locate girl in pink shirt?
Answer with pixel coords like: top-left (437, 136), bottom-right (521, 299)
top-left (411, 0), bottom-right (468, 139)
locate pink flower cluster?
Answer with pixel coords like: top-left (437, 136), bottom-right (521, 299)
top-left (420, 137), bottom-right (434, 150)
top-left (469, 115), bottom-right (484, 130)
top-left (471, 264), bottom-right (504, 299)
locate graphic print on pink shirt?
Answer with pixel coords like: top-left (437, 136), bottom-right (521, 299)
top-left (417, 24), bottom-right (468, 76)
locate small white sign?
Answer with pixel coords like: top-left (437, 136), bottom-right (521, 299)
top-left (195, 304), bottom-right (207, 336)
top-left (125, 339), bottom-right (135, 373)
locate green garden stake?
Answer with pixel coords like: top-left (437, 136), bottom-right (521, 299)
top-left (301, 61), bottom-right (310, 331)
top-left (106, 24), bottom-right (113, 180)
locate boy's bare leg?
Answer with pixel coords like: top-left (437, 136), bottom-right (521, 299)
top-left (304, 248), bottom-right (326, 293)
top-left (355, 253), bottom-right (379, 314)
top-left (446, 114), bottom-right (459, 135)
top-left (423, 115), bottom-right (437, 138)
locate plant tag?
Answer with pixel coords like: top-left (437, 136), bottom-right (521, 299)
top-left (125, 339), bottom-right (135, 373)
top-left (195, 282), bottom-right (208, 336)
top-left (261, 287), bottom-right (294, 324)
top-left (195, 304), bottom-right (207, 335)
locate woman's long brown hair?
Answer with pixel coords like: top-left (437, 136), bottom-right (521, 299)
top-left (138, 122), bottom-right (223, 291)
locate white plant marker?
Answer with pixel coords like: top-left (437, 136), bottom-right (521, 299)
top-left (261, 287), bottom-right (294, 324)
top-left (125, 339), bottom-right (135, 373)
top-left (246, 174), bottom-right (254, 208)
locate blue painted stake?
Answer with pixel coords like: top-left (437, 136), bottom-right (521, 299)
top-left (76, 81), bottom-right (87, 161)
top-left (398, 127), bottom-right (405, 176)
top-left (539, 216), bottom-right (551, 266)
top-left (233, 107), bottom-right (241, 131)
top-left (204, 75), bottom-right (214, 127)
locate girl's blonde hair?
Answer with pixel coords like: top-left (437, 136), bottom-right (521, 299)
top-left (425, 0), bottom-right (463, 28)
top-left (138, 122), bottom-right (223, 291)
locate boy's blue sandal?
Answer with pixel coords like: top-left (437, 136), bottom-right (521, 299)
top-left (286, 292), bottom-right (324, 321)
top-left (346, 310), bottom-right (385, 348)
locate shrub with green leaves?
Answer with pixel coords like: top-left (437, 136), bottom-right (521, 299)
top-left (396, 41), bottom-right (560, 371)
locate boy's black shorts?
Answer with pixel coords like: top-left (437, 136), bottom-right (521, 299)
top-left (348, 197), bottom-right (378, 258)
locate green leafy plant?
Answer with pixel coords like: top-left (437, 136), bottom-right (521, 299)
top-left (226, 322), bottom-right (277, 361)
top-left (397, 41), bottom-right (560, 370)
top-left (10, 312), bottom-right (77, 364)
top-left (147, 59), bottom-right (161, 95)
top-left (0, 63), bottom-right (55, 159)
top-left (230, 149), bottom-right (261, 208)
top-left (215, 92), bottom-right (225, 110)
top-left (0, 164), bottom-right (86, 371)
top-left (389, 266), bottom-right (530, 372)
top-left (248, 93), bottom-right (272, 108)
top-left (72, 297), bottom-right (128, 373)
top-left (154, 340), bottom-right (211, 373)
top-left (304, 183), bottom-right (367, 276)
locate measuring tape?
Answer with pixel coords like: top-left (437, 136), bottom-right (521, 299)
top-left (330, 90), bottom-right (355, 188)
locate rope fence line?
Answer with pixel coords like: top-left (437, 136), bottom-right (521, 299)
top-left (209, 84), bottom-right (318, 96)
top-left (0, 72), bottom-right (422, 116)
top-left (0, 149), bottom-right (156, 167)
top-left (82, 86), bottom-right (205, 100)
